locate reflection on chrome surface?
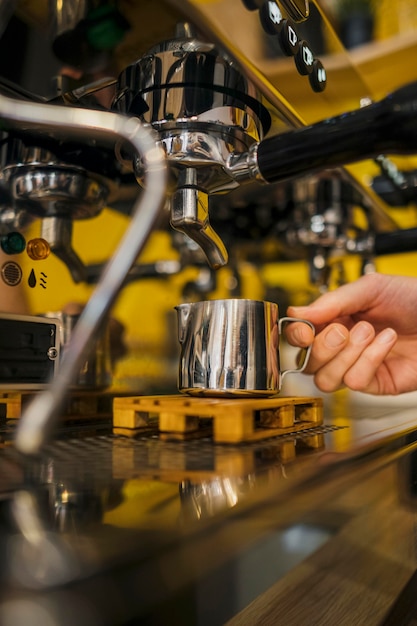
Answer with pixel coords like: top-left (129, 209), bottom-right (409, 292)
top-left (0, 412), bottom-right (416, 624)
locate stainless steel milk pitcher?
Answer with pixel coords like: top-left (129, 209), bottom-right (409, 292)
top-left (175, 299), bottom-right (314, 397)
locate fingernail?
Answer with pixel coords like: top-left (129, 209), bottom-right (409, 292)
top-left (350, 322), bottom-right (372, 344)
top-left (376, 328), bottom-right (397, 344)
top-left (325, 326), bottom-right (348, 347)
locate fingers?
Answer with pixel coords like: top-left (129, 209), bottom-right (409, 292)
top-left (310, 321), bottom-right (374, 391)
top-left (284, 274), bottom-right (403, 394)
top-left (287, 274), bottom-right (385, 327)
top-left (285, 320), bottom-right (316, 347)
top-left (341, 328), bottom-right (397, 394)
top-left (306, 322), bottom-right (397, 393)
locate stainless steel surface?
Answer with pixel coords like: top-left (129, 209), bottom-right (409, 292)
top-left (3, 163), bottom-right (109, 219)
top-left (176, 298), bottom-right (313, 396)
top-left (113, 31), bottom-right (269, 139)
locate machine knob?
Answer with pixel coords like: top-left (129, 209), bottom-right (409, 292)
top-left (309, 59), bottom-right (327, 92)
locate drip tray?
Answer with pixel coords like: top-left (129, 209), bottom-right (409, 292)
top-left (0, 424), bottom-right (344, 495)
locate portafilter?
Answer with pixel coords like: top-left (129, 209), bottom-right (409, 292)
top-left (112, 27), bottom-right (271, 269)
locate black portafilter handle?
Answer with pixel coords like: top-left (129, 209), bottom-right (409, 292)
top-left (374, 227), bottom-right (417, 256)
top-left (256, 81), bottom-right (417, 184)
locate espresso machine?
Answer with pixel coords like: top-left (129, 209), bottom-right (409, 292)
top-left (1, 1), bottom-right (417, 624)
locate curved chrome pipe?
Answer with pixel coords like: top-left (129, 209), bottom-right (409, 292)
top-left (0, 95), bottom-right (168, 455)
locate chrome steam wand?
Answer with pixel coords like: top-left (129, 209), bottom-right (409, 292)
top-left (0, 95), bottom-right (168, 455)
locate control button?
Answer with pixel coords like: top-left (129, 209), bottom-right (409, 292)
top-left (241, 0), bottom-right (263, 9)
top-left (1, 231), bottom-right (26, 255)
top-left (278, 20), bottom-right (299, 56)
top-left (259, 1), bottom-right (284, 35)
top-left (309, 59), bottom-right (327, 92)
top-left (1, 261), bottom-right (22, 286)
top-left (294, 40), bottom-right (314, 75)
top-left (26, 238), bottom-right (51, 261)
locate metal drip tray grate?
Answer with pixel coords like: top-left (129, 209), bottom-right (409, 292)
top-left (0, 424), bottom-right (345, 493)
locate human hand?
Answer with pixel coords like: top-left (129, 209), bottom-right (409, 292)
top-left (285, 273), bottom-right (417, 395)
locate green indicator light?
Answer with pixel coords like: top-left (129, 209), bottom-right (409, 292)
top-left (86, 6), bottom-right (129, 51)
top-left (1, 232), bottom-right (26, 255)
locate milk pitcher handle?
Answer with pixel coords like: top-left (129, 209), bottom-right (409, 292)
top-left (278, 317), bottom-right (315, 383)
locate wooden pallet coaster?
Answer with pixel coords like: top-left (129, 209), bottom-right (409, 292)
top-left (112, 394), bottom-right (324, 444)
top-left (0, 390), bottom-right (114, 421)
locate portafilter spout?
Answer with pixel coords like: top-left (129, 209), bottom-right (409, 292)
top-left (0, 94), bottom-right (167, 456)
top-left (171, 168), bottom-right (228, 269)
top-left (226, 81), bottom-right (417, 186)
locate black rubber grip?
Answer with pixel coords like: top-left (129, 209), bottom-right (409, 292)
top-left (374, 227), bottom-right (417, 256)
top-left (256, 81), bottom-right (417, 184)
